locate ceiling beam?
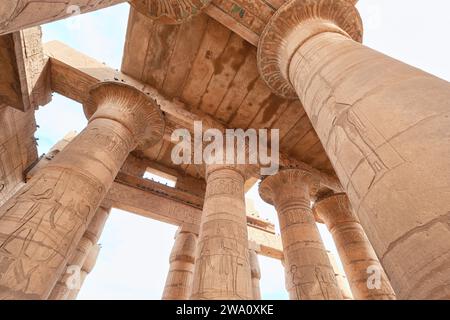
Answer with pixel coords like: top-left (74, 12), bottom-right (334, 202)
top-left (0, 27), bottom-right (51, 111)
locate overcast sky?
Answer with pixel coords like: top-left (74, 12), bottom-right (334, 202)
top-left (37, 0), bottom-right (450, 300)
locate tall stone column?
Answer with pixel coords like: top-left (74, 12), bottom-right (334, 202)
top-left (257, 0), bottom-right (450, 299)
top-left (191, 164), bottom-right (253, 300)
top-left (259, 168), bottom-right (342, 300)
top-left (249, 249), bottom-right (261, 300)
top-left (162, 228), bottom-right (197, 300)
top-left (315, 194), bottom-right (395, 300)
top-left (66, 243), bottom-right (101, 300)
top-left (327, 251), bottom-right (353, 300)
top-left (0, 82), bottom-right (164, 299)
top-left (49, 206), bottom-right (111, 300)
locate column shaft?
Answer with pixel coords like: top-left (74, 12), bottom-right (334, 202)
top-left (259, 169), bottom-right (342, 300)
top-left (191, 166), bottom-right (253, 300)
top-left (258, 0), bottom-right (450, 299)
top-left (249, 249), bottom-right (261, 300)
top-left (0, 1), bottom-right (126, 35)
top-left (162, 230), bottom-right (197, 300)
top-left (315, 194), bottom-right (395, 300)
top-left (49, 206), bottom-right (111, 300)
top-left (66, 243), bottom-right (101, 300)
top-left (326, 251), bottom-right (353, 300)
top-left (0, 82), bottom-right (163, 299)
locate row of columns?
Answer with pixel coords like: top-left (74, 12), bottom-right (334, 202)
top-left (0, 0), bottom-right (449, 300)
top-left (162, 165), bottom-right (394, 300)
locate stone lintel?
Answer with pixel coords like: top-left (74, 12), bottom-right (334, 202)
top-left (0, 27), bottom-right (51, 111)
top-left (0, 1), bottom-right (126, 35)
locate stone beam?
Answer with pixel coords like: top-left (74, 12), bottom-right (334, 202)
top-left (27, 146), bottom-right (284, 260)
top-left (0, 27), bottom-right (51, 111)
top-left (0, 1), bottom-right (126, 35)
top-left (43, 40), bottom-right (343, 192)
top-left (204, 0), bottom-right (358, 46)
top-left (104, 172), bottom-right (283, 260)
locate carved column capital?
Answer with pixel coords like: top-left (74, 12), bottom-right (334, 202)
top-left (83, 81), bottom-right (165, 150)
top-left (257, 0), bottom-right (363, 98)
top-left (129, 0), bottom-right (212, 25)
top-left (259, 168), bottom-right (319, 206)
top-left (314, 193), bottom-right (359, 231)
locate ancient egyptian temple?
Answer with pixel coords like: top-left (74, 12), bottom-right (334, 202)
top-left (0, 0), bottom-right (449, 300)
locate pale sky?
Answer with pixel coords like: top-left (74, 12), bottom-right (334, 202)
top-left (36, 0), bottom-right (450, 300)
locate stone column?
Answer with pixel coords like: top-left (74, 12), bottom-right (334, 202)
top-left (49, 206), bottom-right (111, 300)
top-left (162, 228), bottom-right (197, 300)
top-left (249, 249), bottom-right (261, 300)
top-left (257, 0), bottom-right (450, 299)
top-left (0, 81), bottom-right (164, 299)
top-left (66, 243), bottom-right (101, 300)
top-left (315, 194), bottom-right (395, 300)
top-left (327, 251), bottom-right (353, 300)
top-left (191, 164), bottom-right (253, 300)
top-left (259, 168), bottom-right (342, 300)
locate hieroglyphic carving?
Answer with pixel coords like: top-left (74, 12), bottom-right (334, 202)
top-left (288, 264), bottom-right (341, 300)
top-left (314, 194), bottom-right (396, 299)
top-left (129, 0), bottom-right (212, 25)
top-left (191, 166), bottom-right (253, 299)
top-left (0, 168), bottom-right (104, 299)
top-left (259, 169), bottom-right (343, 300)
top-left (162, 230), bottom-right (197, 300)
top-left (204, 176), bottom-right (243, 199)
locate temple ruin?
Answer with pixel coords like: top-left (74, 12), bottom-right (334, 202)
top-left (0, 0), bottom-right (449, 300)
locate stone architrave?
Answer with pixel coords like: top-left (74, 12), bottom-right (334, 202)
top-left (129, 0), bottom-right (212, 25)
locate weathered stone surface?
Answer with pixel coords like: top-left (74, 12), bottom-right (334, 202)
top-left (66, 243), bottom-right (101, 300)
top-left (259, 168), bottom-right (342, 300)
top-left (130, 0), bottom-right (212, 25)
top-left (191, 165), bottom-right (253, 300)
top-left (315, 194), bottom-right (396, 300)
top-left (162, 228), bottom-right (197, 300)
top-left (258, 0), bottom-right (450, 299)
top-left (0, 1), bottom-right (126, 35)
top-left (0, 82), bottom-right (164, 299)
top-left (48, 206), bottom-right (110, 300)
top-left (327, 251), bottom-right (353, 300)
top-left (249, 249), bottom-right (261, 300)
